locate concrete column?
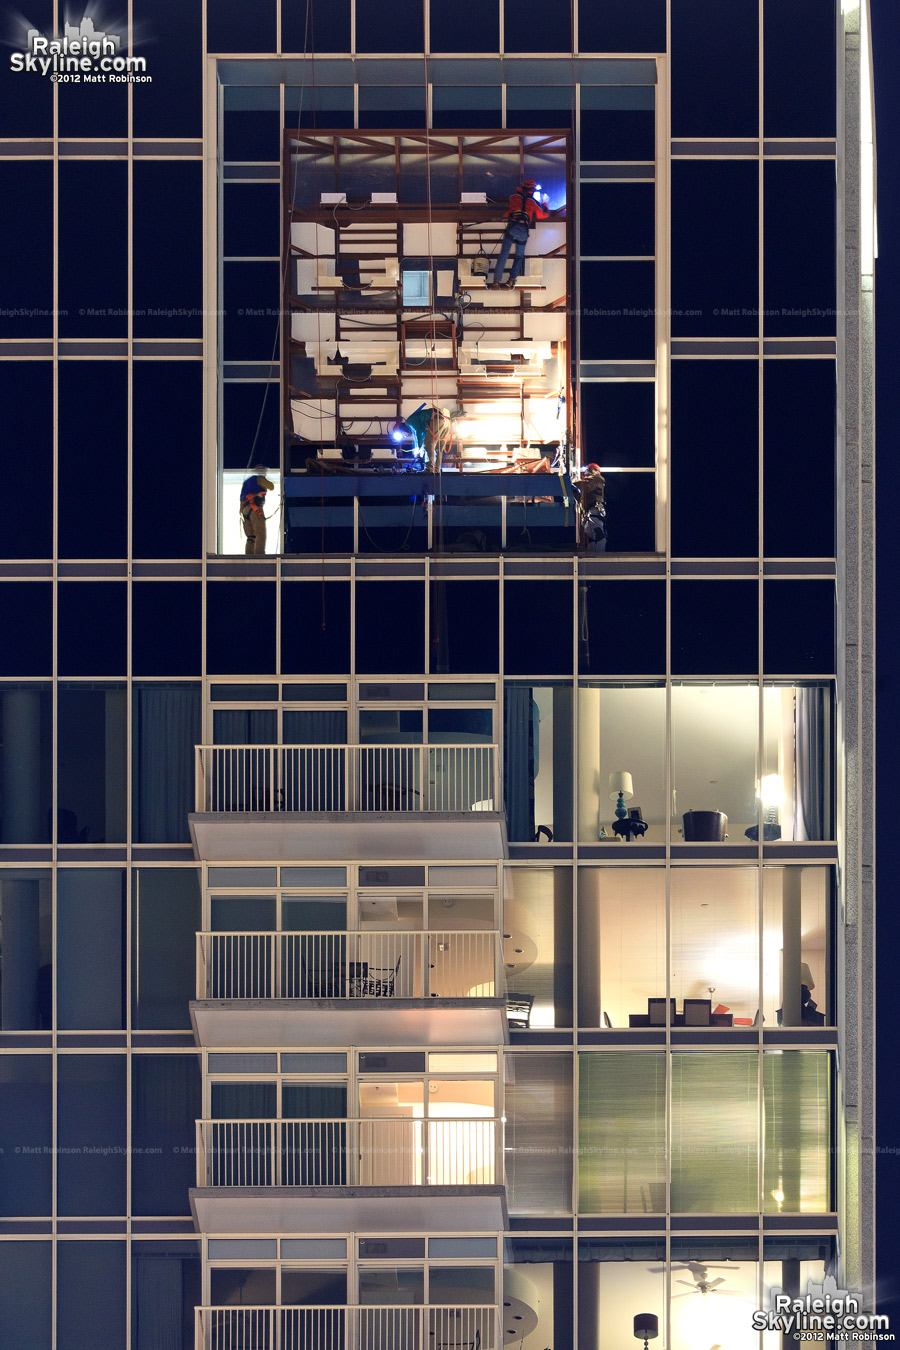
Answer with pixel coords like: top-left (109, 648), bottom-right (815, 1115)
top-left (105, 688), bottom-right (127, 842)
top-left (781, 867), bottom-right (803, 1027)
top-left (577, 686), bottom-right (601, 841)
top-left (552, 685), bottom-right (573, 841)
top-left (1, 689), bottom-right (42, 843)
top-left (0, 880), bottom-right (40, 1028)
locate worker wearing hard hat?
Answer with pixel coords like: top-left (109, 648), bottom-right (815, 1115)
top-left (490, 179), bottom-right (550, 288)
top-left (393, 405), bottom-right (453, 471)
top-left (239, 465), bottom-right (275, 555)
top-left (574, 463), bottom-right (607, 552)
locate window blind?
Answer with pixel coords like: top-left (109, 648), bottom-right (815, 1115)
top-left (505, 1053), bottom-right (573, 1213)
top-left (578, 1052), bottom-right (666, 1213)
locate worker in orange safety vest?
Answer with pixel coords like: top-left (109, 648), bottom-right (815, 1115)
top-left (239, 465), bottom-right (275, 555)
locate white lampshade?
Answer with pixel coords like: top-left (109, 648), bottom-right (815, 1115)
top-left (607, 771), bottom-right (634, 801)
top-left (800, 961), bottom-right (816, 992)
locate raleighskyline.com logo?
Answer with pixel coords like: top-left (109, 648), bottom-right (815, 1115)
top-left (8, 14), bottom-right (151, 81)
top-left (752, 1276), bottom-right (893, 1341)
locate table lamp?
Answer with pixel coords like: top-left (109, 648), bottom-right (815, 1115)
top-left (608, 771), bottom-right (634, 819)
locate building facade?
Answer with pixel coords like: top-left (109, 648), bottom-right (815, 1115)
top-left (0, 0), bottom-right (876, 1346)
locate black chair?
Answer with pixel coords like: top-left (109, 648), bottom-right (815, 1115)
top-left (648, 997), bottom-right (676, 1026)
top-left (683, 998), bottom-right (712, 1026)
top-left (363, 955), bottom-right (401, 997)
top-left (506, 993), bottom-right (534, 1029)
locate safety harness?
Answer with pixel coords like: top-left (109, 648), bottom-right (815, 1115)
top-left (241, 491), bottom-right (266, 517)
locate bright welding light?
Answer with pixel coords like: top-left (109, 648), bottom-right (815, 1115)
top-left (392, 429), bottom-right (405, 442)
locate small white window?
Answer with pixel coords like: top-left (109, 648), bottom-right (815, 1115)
top-left (402, 268), bottom-right (430, 305)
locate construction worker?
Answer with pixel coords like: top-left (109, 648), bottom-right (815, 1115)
top-left (394, 406), bottom-right (453, 471)
top-left (239, 464), bottom-right (275, 555)
top-left (574, 463), bottom-right (607, 552)
top-left (490, 179), bottom-right (550, 288)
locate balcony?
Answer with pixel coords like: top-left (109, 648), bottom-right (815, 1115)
top-left (191, 1117), bottom-right (506, 1232)
top-left (195, 1304), bottom-right (501, 1350)
top-left (192, 930), bottom-right (507, 1047)
top-left (189, 744), bottom-right (506, 862)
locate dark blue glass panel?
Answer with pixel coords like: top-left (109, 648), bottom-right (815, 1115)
top-left (58, 685), bottom-right (127, 843)
top-left (579, 0), bottom-right (666, 52)
top-left (429, 581), bottom-right (499, 674)
top-left (224, 183), bottom-right (281, 257)
top-left (284, 86), bottom-right (355, 131)
top-left (133, 584), bottom-right (202, 674)
top-left (58, 162), bottom-right (128, 338)
top-left (133, 0), bottom-right (203, 136)
top-left (132, 1242), bottom-right (201, 1349)
top-left (133, 162), bottom-right (203, 337)
top-left (671, 0), bottom-right (758, 137)
top-left (579, 110), bottom-right (655, 159)
top-left (132, 362), bottom-right (204, 557)
top-left (356, 582), bottom-right (426, 673)
top-left (764, 0), bottom-right (837, 137)
top-left (580, 183), bottom-right (655, 257)
top-left (57, 582), bottom-right (127, 675)
top-left (0, 164), bottom-right (53, 337)
top-left (504, 581), bottom-right (572, 675)
top-left (281, 583), bottom-right (352, 674)
top-left (763, 360), bottom-right (836, 558)
top-left (132, 684), bottom-right (202, 844)
top-left (207, 580), bottom-right (277, 674)
top-left (359, 87), bottom-right (427, 129)
top-left (226, 109), bottom-right (282, 158)
top-left (672, 161), bottom-right (758, 336)
top-left (430, 0), bottom-right (500, 51)
top-left (0, 1058), bottom-right (52, 1215)
top-left (58, 1056), bottom-right (127, 1215)
top-left (207, 0), bottom-right (277, 51)
top-left (0, 0), bottom-right (53, 135)
top-left (578, 580), bottom-right (665, 674)
top-left (223, 262), bottom-right (281, 359)
top-left (283, 0), bottom-right (351, 52)
top-left (0, 364), bottom-right (53, 557)
top-left (57, 362), bottom-right (128, 558)
top-left (356, 0), bottom-right (423, 51)
top-left (504, 0), bottom-right (571, 51)
top-left (671, 581), bottom-right (759, 674)
top-left (133, 869), bottom-right (202, 1028)
top-left (57, 1242), bottom-right (126, 1350)
top-left (132, 1055), bottom-right (201, 1214)
top-left (578, 381), bottom-right (656, 467)
top-left (0, 584), bottom-right (52, 674)
top-left (602, 471), bottom-right (656, 552)
top-left (763, 580), bottom-right (835, 674)
top-left (580, 262), bottom-right (655, 359)
top-left (506, 87), bottom-right (573, 129)
top-left (764, 161), bottom-right (836, 336)
top-left (57, 871), bottom-right (125, 1028)
top-left (432, 88), bottom-right (502, 129)
top-left (57, 35), bottom-right (128, 138)
top-left (671, 360), bottom-right (759, 558)
top-left (223, 380), bottom-right (281, 471)
top-left (0, 1243), bottom-right (51, 1347)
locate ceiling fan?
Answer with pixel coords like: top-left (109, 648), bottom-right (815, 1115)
top-left (667, 1261), bottom-right (740, 1298)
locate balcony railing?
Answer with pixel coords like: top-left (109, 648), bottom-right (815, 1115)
top-left (196, 1117), bottom-right (502, 1189)
top-left (194, 744), bottom-right (497, 815)
top-left (196, 930), bottom-right (504, 1001)
top-left (195, 1303), bottom-right (500, 1350)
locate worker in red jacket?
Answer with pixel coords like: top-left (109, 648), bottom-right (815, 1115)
top-left (490, 179), bottom-right (550, 288)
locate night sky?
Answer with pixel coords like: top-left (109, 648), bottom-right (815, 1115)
top-left (871, 0), bottom-right (900, 1310)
